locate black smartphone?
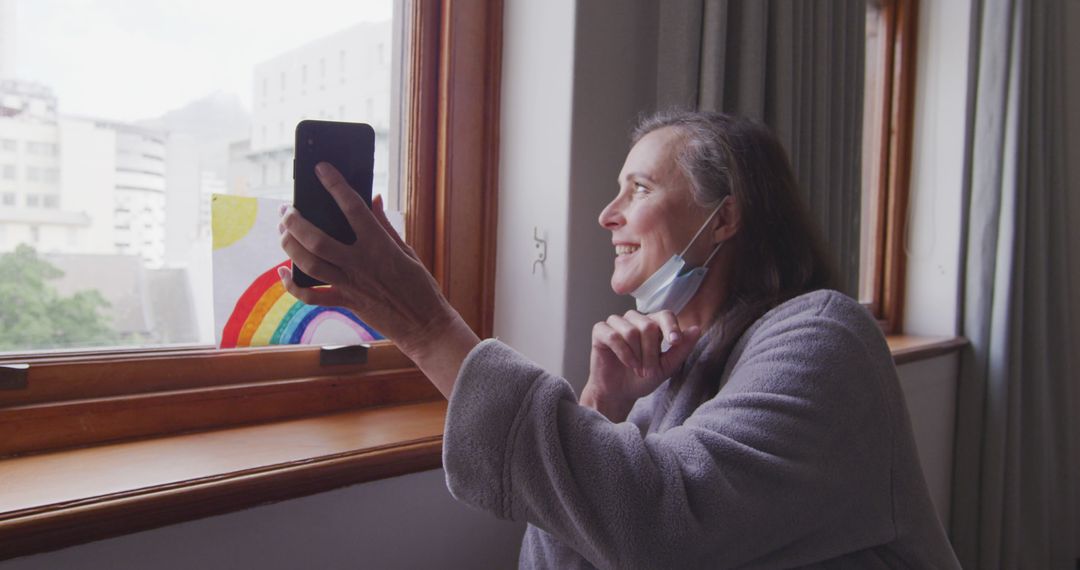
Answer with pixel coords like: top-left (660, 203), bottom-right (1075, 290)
top-left (292, 120), bottom-right (375, 288)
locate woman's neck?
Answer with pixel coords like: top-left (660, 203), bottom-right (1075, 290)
top-left (675, 253), bottom-right (731, 332)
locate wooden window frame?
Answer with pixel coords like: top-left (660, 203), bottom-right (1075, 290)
top-left (0, 0), bottom-right (503, 460)
top-left (864, 0), bottom-right (918, 334)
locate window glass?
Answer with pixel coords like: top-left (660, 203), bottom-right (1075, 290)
top-left (0, 0), bottom-right (397, 354)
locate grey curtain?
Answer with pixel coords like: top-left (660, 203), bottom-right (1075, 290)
top-left (656, 0), bottom-right (866, 296)
top-left (951, 0), bottom-right (1079, 567)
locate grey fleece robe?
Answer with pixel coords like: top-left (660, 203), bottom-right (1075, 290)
top-left (443, 290), bottom-right (961, 569)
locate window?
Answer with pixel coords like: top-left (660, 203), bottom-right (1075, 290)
top-left (0, 139), bottom-right (15, 152)
top-left (1, 2), bottom-right (400, 355)
top-left (0, 2), bottom-right (501, 552)
top-left (858, 0), bottom-right (918, 333)
top-left (1, 192), bottom-right (14, 206)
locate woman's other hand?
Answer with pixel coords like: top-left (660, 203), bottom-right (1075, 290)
top-left (278, 162), bottom-right (479, 397)
top-left (580, 310), bottom-right (701, 422)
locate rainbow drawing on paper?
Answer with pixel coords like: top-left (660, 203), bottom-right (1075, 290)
top-left (212, 194), bottom-right (382, 348)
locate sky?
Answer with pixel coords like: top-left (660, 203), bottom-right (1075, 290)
top-left (12, 0), bottom-right (392, 122)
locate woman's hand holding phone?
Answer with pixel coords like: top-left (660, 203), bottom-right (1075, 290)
top-left (278, 162), bottom-right (479, 398)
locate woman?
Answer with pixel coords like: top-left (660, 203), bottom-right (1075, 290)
top-left (279, 111), bottom-right (960, 568)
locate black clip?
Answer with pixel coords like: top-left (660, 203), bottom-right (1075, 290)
top-left (0, 364), bottom-right (29, 390)
top-left (319, 345), bottom-right (369, 367)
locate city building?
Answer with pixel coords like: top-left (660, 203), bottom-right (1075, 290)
top-left (0, 79), bottom-right (91, 254)
top-left (0, 78), bottom-right (171, 267)
top-left (239, 21), bottom-right (393, 200)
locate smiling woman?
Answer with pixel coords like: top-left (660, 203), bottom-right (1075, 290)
top-left (275, 109), bottom-right (960, 567)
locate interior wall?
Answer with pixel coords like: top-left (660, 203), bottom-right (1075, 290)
top-left (896, 354), bottom-right (959, 527)
top-left (902, 0), bottom-right (972, 336)
top-left (561, 0), bottom-right (657, 389)
top-left (0, 469), bottom-right (525, 570)
top-left (490, 0), bottom-right (577, 377)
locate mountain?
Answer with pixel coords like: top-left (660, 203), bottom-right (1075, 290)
top-left (137, 91), bottom-right (252, 180)
top-left (138, 90), bottom-right (250, 143)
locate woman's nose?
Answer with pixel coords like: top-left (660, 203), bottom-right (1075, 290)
top-left (598, 198), bottom-right (624, 230)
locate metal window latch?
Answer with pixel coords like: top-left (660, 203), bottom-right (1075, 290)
top-left (319, 344), bottom-right (369, 366)
top-left (0, 364), bottom-right (29, 390)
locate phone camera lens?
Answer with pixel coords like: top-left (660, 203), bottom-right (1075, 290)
top-left (308, 138), bottom-right (314, 145)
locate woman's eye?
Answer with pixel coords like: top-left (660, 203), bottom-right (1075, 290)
top-left (632, 183), bottom-right (648, 195)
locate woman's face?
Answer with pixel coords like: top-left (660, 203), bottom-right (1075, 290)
top-left (599, 127), bottom-right (714, 295)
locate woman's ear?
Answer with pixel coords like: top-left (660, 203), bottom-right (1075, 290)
top-left (713, 196), bottom-right (740, 243)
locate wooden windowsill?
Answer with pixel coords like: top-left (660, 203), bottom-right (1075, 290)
top-left (0, 335), bottom-right (964, 561)
top-left (885, 334), bottom-right (967, 365)
top-left (0, 400), bottom-right (447, 561)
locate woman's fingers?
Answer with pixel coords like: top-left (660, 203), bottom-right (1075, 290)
top-left (281, 206), bottom-right (352, 264)
top-left (605, 315), bottom-right (643, 372)
top-left (277, 266), bottom-right (347, 307)
top-left (648, 310), bottom-right (683, 349)
top-left (592, 322), bottom-right (641, 372)
top-left (624, 311), bottom-right (663, 376)
top-left (280, 232), bottom-right (349, 285)
top-left (659, 325), bottom-right (701, 376)
top-left (314, 162), bottom-right (381, 241)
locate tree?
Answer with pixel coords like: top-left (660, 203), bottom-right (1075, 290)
top-left (0, 244), bottom-right (119, 352)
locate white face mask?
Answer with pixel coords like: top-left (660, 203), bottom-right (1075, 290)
top-left (630, 199), bottom-right (727, 315)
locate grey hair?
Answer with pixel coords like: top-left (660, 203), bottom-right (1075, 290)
top-left (631, 109), bottom-right (736, 209)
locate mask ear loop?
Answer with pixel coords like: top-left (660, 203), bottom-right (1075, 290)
top-left (678, 196), bottom-right (730, 264)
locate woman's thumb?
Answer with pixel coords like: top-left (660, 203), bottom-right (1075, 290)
top-left (659, 325), bottom-right (701, 375)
